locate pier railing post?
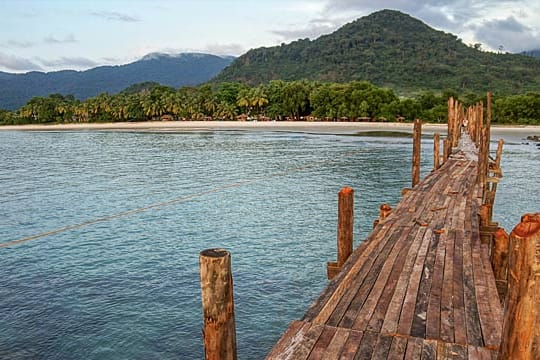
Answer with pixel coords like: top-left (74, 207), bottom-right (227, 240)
top-left (412, 119), bottom-right (422, 187)
top-left (327, 187), bottom-right (354, 280)
top-left (499, 213), bottom-right (540, 360)
top-left (443, 138), bottom-right (451, 163)
top-left (199, 249), bottom-right (237, 360)
top-left (433, 133), bottom-right (440, 170)
top-left (491, 227), bottom-right (509, 302)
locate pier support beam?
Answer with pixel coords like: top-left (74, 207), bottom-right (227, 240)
top-left (199, 249), bottom-right (237, 360)
top-left (491, 227), bottom-right (509, 302)
top-left (412, 119), bottom-right (422, 187)
top-left (327, 187), bottom-right (354, 280)
top-left (433, 133), bottom-right (440, 170)
top-left (499, 213), bottom-right (540, 360)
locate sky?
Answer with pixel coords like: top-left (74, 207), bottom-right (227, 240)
top-left (1, 0), bottom-right (539, 73)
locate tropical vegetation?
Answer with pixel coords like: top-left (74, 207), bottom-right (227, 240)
top-left (1, 80), bottom-right (539, 125)
top-left (214, 10), bottom-right (540, 96)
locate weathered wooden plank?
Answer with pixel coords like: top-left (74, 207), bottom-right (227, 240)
top-left (451, 343), bottom-right (469, 359)
top-left (286, 323), bottom-right (325, 360)
top-left (354, 227), bottom-right (413, 331)
top-left (338, 229), bottom-right (403, 328)
top-left (308, 325), bottom-right (338, 360)
top-left (470, 209), bottom-right (500, 349)
top-left (305, 224), bottom-right (395, 324)
top-left (266, 320), bottom-right (308, 359)
top-left (440, 230), bottom-right (455, 344)
top-left (421, 339), bottom-right (437, 359)
top-left (398, 228), bottom-right (434, 335)
top-left (386, 336), bottom-right (408, 360)
top-left (404, 337), bottom-right (424, 360)
top-left (411, 228), bottom-right (440, 338)
top-left (371, 334), bottom-right (394, 360)
top-left (452, 230), bottom-right (467, 345)
top-left (462, 198), bottom-right (483, 346)
top-left (381, 227), bottom-right (427, 334)
top-left (322, 328), bottom-right (351, 360)
top-left (338, 330), bottom-right (364, 360)
top-left (425, 231), bottom-right (446, 340)
top-left (353, 331), bottom-right (378, 360)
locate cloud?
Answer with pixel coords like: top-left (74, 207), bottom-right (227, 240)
top-left (473, 16), bottom-right (540, 52)
top-left (38, 56), bottom-right (99, 69)
top-left (6, 40), bottom-right (36, 48)
top-left (203, 43), bottom-right (245, 56)
top-left (322, 0), bottom-right (485, 32)
top-left (91, 11), bottom-right (140, 22)
top-left (44, 34), bottom-right (77, 44)
top-left (272, 18), bottom-right (347, 41)
top-left (0, 52), bottom-right (43, 71)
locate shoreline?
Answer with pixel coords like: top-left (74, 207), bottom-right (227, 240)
top-left (1, 121), bottom-right (539, 137)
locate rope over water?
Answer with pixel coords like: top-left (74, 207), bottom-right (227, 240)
top-left (1, 153), bottom-right (360, 249)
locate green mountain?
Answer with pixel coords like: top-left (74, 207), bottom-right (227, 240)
top-left (214, 10), bottom-right (540, 95)
top-left (0, 53), bottom-right (234, 110)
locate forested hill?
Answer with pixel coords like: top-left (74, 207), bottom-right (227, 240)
top-left (214, 10), bottom-right (540, 95)
top-left (0, 53), bottom-right (234, 110)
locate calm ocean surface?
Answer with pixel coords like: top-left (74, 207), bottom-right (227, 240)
top-left (0, 130), bottom-right (538, 359)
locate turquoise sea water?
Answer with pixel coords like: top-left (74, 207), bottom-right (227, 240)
top-left (0, 130), bottom-right (538, 359)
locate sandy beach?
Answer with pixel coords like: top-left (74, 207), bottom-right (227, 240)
top-left (1, 121), bottom-right (539, 138)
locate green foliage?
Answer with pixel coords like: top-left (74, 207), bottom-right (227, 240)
top-left (493, 93), bottom-right (540, 124)
top-left (2, 79), bottom-right (539, 125)
top-left (213, 10), bottom-right (540, 97)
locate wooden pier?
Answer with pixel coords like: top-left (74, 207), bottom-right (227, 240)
top-left (264, 96), bottom-right (539, 360)
top-left (198, 94), bottom-right (539, 360)
top-left (268, 146), bottom-right (501, 359)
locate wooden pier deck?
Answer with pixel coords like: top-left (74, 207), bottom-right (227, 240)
top-left (267, 145), bottom-right (503, 359)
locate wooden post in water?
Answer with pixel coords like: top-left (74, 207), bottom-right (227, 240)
top-left (199, 249), bottom-right (237, 360)
top-left (486, 93), bottom-right (492, 148)
top-left (491, 227), bottom-right (509, 302)
top-left (412, 119), bottom-right (422, 187)
top-left (443, 138), bottom-right (451, 163)
top-left (499, 213), bottom-right (540, 360)
top-left (327, 187), bottom-right (354, 280)
top-left (433, 133), bottom-right (440, 170)
top-left (477, 127), bottom-right (488, 187)
top-left (447, 97), bottom-right (454, 147)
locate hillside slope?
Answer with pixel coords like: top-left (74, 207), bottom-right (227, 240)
top-left (214, 10), bottom-right (540, 95)
top-left (0, 53), bottom-right (234, 110)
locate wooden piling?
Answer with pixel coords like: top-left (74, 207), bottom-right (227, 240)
top-left (499, 213), bottom-right (540, 360)
top-left (443, 138), bottom-right (451, 162)
top-left (491, 227), bottom-right (509, 302)
top-left (433, 133), bottom-right (440, 170)
top-left (486, 93), bottom-right (492, 148)
top-left (199, 249), bottom-right (237, 360)
top-left (327, 187), bottom-right (354, 279)
top-left (412, 119), bottom-right (422, 187)
top-left (447, 97), bottom-right (454, 146)
top-left (477, 127), bottom-right (488, 187)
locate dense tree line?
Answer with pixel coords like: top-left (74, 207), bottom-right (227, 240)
top-left (0, 80), bottom-right (538, 125)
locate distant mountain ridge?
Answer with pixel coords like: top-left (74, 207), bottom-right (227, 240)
top-left (214, 9), bottom-right (540, 95)
top-left (521, 49), bottom-right (540, 59)
top-left (0, 53), bottom-right (234, 110)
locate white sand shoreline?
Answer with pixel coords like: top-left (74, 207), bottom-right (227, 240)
top-left (1, 121), bottom-right (539, 137)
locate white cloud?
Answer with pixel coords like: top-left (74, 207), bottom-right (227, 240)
top-left (91, 11), bottom-right (140, 22)
top-left (473, 16), bottom-right (540, 52)
top-left (203, 43), bottom-right (245, 56)
top-left (44, 34), bottom-right (77, 44)
top-left (0, 52), bottom-right (43, 72)
top-left (38, 56), bottom-right (99, 69)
